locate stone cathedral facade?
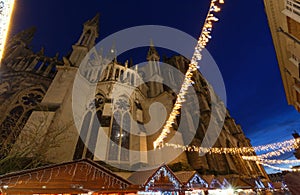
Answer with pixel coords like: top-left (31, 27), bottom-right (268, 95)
top-left (0, 14), bottom-right (268, 179)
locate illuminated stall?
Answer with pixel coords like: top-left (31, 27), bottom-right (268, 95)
top-left (127, 165), bottom-right (185, 195)
top-left (202, 175), bottom-right (226, 195)
top-left (226, 177), bottom-right (255, 195)
top-left (175, 171), bottom-right (208, 195)
top-left (0, 159), bottom-right (133, 195)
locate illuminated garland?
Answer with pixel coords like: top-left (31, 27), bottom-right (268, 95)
top-left (153, 0), bottom-right (225, 149)
top-left (242, 156), bottom-right (300, 165)
top-left (164, 137), bottom-right (300, 155)
top-left (254, 137), bottom-right (300, 152)
top-left (258, 162), bottom-right (300, 172)
top-left (145, 166), bottom-right (181, 191)
top-left (0, 0), bottom-right (15, 63)
top-left (257, 144), bottom-right (297, 159)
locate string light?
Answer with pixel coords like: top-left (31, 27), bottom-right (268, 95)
top-left (0, 0), bottom-right (15, 63)
top-left (153, 0), bottom-right (225, 149)
top-left (253, 137), bottom-right (300, 152)
top-left (163, 137), bottom-right (300, 155)
top-left (258, 162), bottom-right (300, 172)
top-left (242, 156), bottom-right (300, 165)
top-left (145, 166), bottom-right (181, 191)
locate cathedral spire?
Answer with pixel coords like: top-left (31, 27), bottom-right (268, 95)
top-left (9, 27), bottom-right (36, 47)
top-left (147, 40), bottom-right (160, 62)
top-left (146, 41), bottom-right (163, 97)
top-left (69, 13), bottom-right (100, 67)
top-left (84, 13), bottom-right (100, 28)
top-left (2, 27), bottom-right (37, 62)
top-left (76, 13), bottom-right (100, 48)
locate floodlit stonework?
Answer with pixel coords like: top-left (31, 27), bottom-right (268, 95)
top-left (0, 14), bottom-right (268, 179)
top-left (263, 0), bottom-right (300, 112)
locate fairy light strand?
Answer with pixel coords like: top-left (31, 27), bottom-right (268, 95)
top-left (258, 162), bottom-right (300, 172)
top-left (242, 156), bottom-right (300, 164)
top-left (164, 137), bottom-right (300, 155)
top-left (0, 0), bottom-right (15, 63)
top-left (153, 0), bottom-right (225, 149)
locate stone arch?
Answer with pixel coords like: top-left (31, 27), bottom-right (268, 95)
top-left (0, 86), bottom-right (46, 156)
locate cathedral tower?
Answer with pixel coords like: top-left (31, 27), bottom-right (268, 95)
top-left (69, 13), bottom-right (100, 67)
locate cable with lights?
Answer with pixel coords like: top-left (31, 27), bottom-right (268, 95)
top-left (153, 0), bottom-right (225, 149)
top-left (163, 137), bottom-right (300, 155)
top-left (0, 0), bottom-right (15, 63)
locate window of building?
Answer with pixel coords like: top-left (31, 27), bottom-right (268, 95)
top-left (284, 0), bottom-right (300, 22)
top-left (73, 94), bottom-right (106, 160)
top-left (0, 89), bottom-right (44, 157)
top-left (287, 16), bottom-right (300, 40)
top-left (108, 97), bottom-right (131, 162)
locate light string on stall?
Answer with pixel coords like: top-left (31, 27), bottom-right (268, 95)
top-left (153, 0), bottom-right (225, 149)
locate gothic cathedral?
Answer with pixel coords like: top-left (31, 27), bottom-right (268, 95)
top-left (0, 14), bottom-right (268, 179)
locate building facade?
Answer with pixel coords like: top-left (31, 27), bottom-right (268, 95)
top-left (0, 27), bottom-right (60, 159)
top-left (0, 14), bottom-right (267, 179)
top-left (263, 0), bottom-right (300, 112)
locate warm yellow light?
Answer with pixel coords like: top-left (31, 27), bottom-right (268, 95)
top-left (153, 0), bottom-right (224, 149)
top-left (0, 0), bottom-right (15, 64)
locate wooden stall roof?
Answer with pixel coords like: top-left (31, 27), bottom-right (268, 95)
top-left (127, 164), bottom-right (184, 192)
top-left (226, 177), bottom-right (254, 189)
top-left (216, 176), bottom-right (230, 188)
top-left (202, 175), bottom-right (223, 189)
top-left (0, 159), bottom-right (132, 194)
top-left (174, 171), bottom-right (197, 184)
top-left (174, 171), bottom-right (208, 189)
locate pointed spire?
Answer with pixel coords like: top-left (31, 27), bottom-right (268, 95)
top-left (37, 47), bottom-right (45, 56)
top-left (55, 52), bottom-right (59, 60)
top-left (9, 27), bottom-right (37, 46)
top-left (69, 13), bottom-right (100, 66)
top-left (147, 40), bottom-right (160, 61)
top-left (84, 13), bottom-right (100, 27)
top-left (129, 58), bottom-right (133, 67)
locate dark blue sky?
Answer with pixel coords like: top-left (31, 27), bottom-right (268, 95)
top-left (9, 0), bottom-right (300, 172)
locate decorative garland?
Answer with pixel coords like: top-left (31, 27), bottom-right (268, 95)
top-left (153, 0), bottom-right (225, 149)
top-left (0, 0), bottom-right (15, 62)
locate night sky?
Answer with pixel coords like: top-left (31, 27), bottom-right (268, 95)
top-left (8, 0), bottom-right (300, 173)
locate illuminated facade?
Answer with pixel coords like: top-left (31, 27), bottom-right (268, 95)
top-left (0, 14), bottom-right (268, 179)
top-left (263, 0), bottom-right (300, 112)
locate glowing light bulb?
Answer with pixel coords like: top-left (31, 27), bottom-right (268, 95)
top-left (0, 0), bottom-right (15, 63)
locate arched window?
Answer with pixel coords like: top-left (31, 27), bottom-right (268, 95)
top-left (73, 94), bottom-right (106, 160)
top-left (115, 69), bottom-right (120, 80)
top-left (121, 113), bottom-right (130, 161)
top-left (108, 97), bottom-right (131, 162)
top-left (86, 111), bottom-right (101, 159)
top-left (82, 30), bottom-right (91, 45)
top-left (0, 89), bottom-right (44, 157)
top-left (73, 111), bottom-right (92, 160)
top-left (108, 111), bottom-right (121, 161)
top-left (120, 70), bottom-right (124, 82)
top-left (126, 72), bottom-right (130, 83)
top-left (0, 106), bottom-right (24, 142)
top-left (130, 74), bottom-right (135, 86)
